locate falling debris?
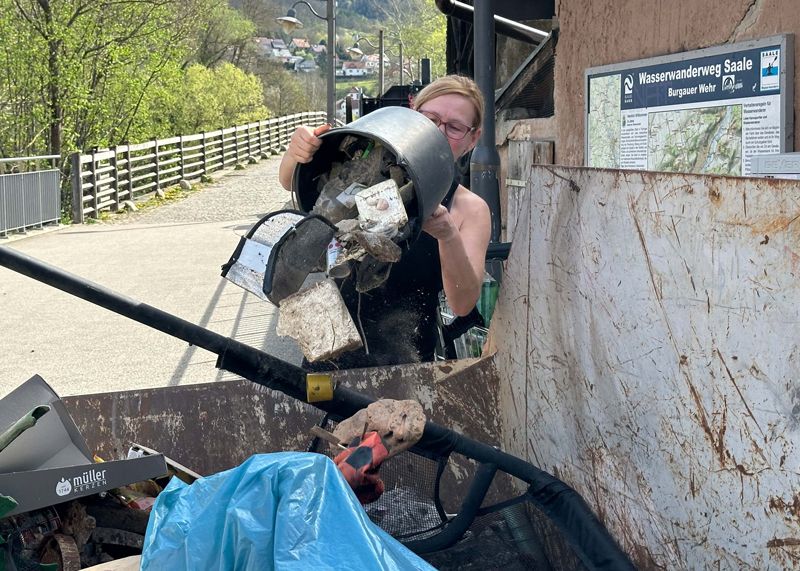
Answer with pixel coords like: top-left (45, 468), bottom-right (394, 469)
top-left (223, 128), bottom-right (431, 362)
top-left (276, 279), bottom-right (363, 362)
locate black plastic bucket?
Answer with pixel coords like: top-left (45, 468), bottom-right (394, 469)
top-left (292, 106), bottom-right (455, 236)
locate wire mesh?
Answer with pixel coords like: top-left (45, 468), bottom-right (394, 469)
top-left (309, 418), bottom-right (595, 570)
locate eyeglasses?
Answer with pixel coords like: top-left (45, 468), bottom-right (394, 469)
top-left (418, 109), bottom-right (476, 140)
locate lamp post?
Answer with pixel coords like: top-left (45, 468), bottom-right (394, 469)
top-left (347, 30), bottom-right (384, 97)
top-left (384, 40), bottom-right (407, 85)
top-left (277, 0), bottom-right (336, 123)
top-left (346, 30), bottom-right (408, 94)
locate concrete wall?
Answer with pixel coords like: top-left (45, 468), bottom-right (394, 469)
top-left (491, 164), bottom-right (800, 569)
top-left (513, 0), bottom-right (800, 165)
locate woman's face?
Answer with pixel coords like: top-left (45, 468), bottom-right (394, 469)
top-left (415, 93), bottom-right (482, 161)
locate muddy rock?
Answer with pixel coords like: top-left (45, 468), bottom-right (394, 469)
top-left (333, 399), bottom-right (426, 457)
top-left (276, 279), bottom-right (362, 362)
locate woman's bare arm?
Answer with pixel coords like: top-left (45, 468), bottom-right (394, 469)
top-left (422, 187), bottom-right (490, 316)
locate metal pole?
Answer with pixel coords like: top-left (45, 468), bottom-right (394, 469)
top-left (399, 42), bottom-right (403, 86)
top-left (470, 0), bottom-right (502, 274)
top-left (326, 0), bottom-right (336, 123)
top-left (378, 29), bottom-right (384, 97)
top-left (434, 0), bottom-right (548, 44)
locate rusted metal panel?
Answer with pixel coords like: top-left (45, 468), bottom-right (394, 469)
top-left (63, 381), bottom-right (320, 476)
top-left (62, 357), bottom-right (506, 508)
top-left (492, 165), bottom-right (800, 570)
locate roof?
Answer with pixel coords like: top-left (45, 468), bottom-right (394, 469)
top-left (291, 38), bottom-right (310, 49)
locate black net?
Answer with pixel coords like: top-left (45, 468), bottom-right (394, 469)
top-left (309, 416), bottom-right (596, 570)
top-left (421, 497), bottom-right (589, 571)
top-left (498, 54), bottom-right (555, 118)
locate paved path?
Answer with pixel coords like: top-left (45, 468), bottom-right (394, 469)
top-left (0, 157), bottom-right (305, 398)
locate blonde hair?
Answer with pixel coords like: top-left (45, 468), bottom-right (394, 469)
top-left (411, 75), bottom-right (484, 129)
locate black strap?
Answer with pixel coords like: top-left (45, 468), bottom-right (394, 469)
top-left (441, 306), bottom-right (485, 346)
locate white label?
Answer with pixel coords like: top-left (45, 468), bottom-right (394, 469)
top-left (355, 179), bottom-right (407, 229)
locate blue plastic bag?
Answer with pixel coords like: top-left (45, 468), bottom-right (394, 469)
top-left (141, 452), bottom-right (436, 570)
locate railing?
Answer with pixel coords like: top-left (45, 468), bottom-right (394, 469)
top-left (0, 155), bottom-right (61, 236)
top-left (69, 111), bottom-right (326, 223)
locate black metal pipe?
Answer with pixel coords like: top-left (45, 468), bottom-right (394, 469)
top-left (470, 0), bottom-right (503, 275)
top-left (0, 246), bottom-right (634, 570)
top-left (0, 246), bottom-right (310, 403)
top-left (434, 0), bottom-right (548, 45)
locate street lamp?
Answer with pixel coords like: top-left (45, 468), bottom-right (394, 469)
top-left (346, 30), bottom-right (408, 95)
top-left (384, 45), bottom-right (411, 85)
top-left (276, 0), bottom-right (336, 123)
top-left (347, 30), bottom-right (384, 96)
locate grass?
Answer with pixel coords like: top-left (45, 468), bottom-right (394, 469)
top-left (336, 77), bottom-right (380, 99)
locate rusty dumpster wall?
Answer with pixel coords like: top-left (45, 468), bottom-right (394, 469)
top-left (491, 165), bottom-right (800, 569)
top-left (62, 357), bottom-right (506, 510)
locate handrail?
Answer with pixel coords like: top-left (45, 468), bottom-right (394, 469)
top-left (0, 155), bottom-right (61, 164)
top-left (69, 112), bottom-right (327, 223)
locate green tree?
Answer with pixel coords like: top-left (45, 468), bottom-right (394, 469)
top-left (257, 60), bottom-right (315, 116)
top-left (7, 0), bottom-right (219, 156)
top-left (376, 0), bottom-right (447, 82)
top-left (193, 3), bottom-right (256, 67)
top-left (0, 6), bottom-right (49, 156)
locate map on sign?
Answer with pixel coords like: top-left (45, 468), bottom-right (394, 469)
top-left (648, 105), bottom-right (743, 175)
top-left (585, 35), bottom-right (792, 176)
top-left (587, 75), bottom-right (621, 168)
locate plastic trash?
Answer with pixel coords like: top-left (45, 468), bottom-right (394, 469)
top-left (140, 452), bottom-right (435, 571)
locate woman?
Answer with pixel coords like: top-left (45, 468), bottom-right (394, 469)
top-left (278, 75), bottom-right (490, 368)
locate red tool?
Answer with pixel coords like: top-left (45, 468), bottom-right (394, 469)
top-left (333, 431), bottom-right (389, 504)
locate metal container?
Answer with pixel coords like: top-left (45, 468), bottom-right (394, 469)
top-left (292, 106), bottom-right (455, 235)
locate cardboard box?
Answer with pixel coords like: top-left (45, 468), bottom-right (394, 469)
top-left (0, 375), bottom-right (167, 517)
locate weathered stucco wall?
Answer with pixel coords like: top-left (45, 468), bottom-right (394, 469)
top-left (552, 0), bottom-right (800, 165)
top-left (492, 165), bottom-right (800, 569)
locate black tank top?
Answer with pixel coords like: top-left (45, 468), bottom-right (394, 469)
top-left (309, 179), bottom-right (459, 370)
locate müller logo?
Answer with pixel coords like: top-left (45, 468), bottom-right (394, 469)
top-left (55, 468), bottom-right (108, 497)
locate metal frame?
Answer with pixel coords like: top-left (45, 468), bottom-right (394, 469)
top-left (0, 155), bottom-right (61, 236)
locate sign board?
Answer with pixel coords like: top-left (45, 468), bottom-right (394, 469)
top-left (586, 35), bottom-right (794, 176)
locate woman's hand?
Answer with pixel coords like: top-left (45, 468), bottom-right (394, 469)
top-left (279, 123), bottom-right (330, 189)
top-left (287, 124), bottom-right (331, 164)
top-left (422, 204), bottom-right (459, 242)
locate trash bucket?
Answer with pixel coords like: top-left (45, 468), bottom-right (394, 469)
top-left (292, 106), bottom-right (455, 240)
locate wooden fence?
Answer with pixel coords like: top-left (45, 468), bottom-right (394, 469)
top-left (69, 111), bottom-right (326, 223)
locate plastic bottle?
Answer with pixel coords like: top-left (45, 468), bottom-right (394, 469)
top-left (477, 273), bottom-right (499, 324)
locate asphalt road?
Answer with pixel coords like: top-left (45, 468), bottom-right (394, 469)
top-left (0, 156), bottom-right (304, 398)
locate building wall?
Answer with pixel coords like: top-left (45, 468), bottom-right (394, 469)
top-left (551, 0), bottom-right (800, 165)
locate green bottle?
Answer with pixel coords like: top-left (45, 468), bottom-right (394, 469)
top-left (477, 273), bottom-right (499, 324)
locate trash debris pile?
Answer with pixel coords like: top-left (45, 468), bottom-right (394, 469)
top-left (223, 133), bottom-right (430, 363)
top-left (311, 135), bottom-right (415, 285)
top-left (0, 376), bottom-right (175, 570)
